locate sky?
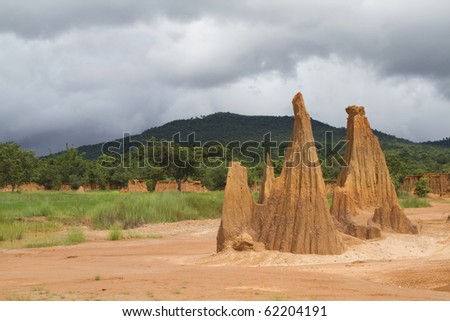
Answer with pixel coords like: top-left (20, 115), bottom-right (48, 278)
top-left (0, 0), bottom-right (449, 155)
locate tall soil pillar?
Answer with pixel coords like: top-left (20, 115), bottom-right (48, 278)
top-left (331, 106), bottom-right (418, 238)
top-left (217, 162), bottom-right (256, 252)
top-left (257, 93), bottom-right (344, 255)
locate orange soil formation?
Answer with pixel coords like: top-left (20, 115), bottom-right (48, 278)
top-left (0, 183), bottom-right (45, 192)
top-left (154, 180), bottom-right (208, 193)
top-left (59, 184), bottom-right (72, 192)
top-left (0, 182), bottom-right (128, 193)
top-left (403, 173), bottom-right (450, 197)
top-left (324, 180), bottom-right (336, 195)
top-left (331, 106), bottom-right (418, 239)
top-left (81, 183), bottom-right (121, 191)
top-left (217, 92), bottom-right (344, 255)
top-left (120, 180), bottom-right (148, 193)
top-left (257, 155), bottom-right (274, 204)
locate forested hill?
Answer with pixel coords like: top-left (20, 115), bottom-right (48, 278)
top-left (76, 112), bottom-right (411, 158)
top-left (77, 112), bottom-right (346, 159)
top-left (75, 112), bottom-right (449, 174)
top-left (422, 137), bottom-right (450, 148)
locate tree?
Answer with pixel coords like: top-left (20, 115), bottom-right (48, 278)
top-left (167, 145), bottom-right (199, 191)
top-left (198, 164), bottom-right (227, 190)
top-left (56, 145), bottom-right (88, 188)
top-left (36, 158), bottom-right (62, 190)
top-left (0, 142), bottom-right (37, 191)
top-left (35, 145), bottom-right (89, 190)
top-left (414, 178), bottom-right (430, 198)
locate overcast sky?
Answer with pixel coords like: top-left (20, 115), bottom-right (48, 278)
top-left (1, 0), bottom-right (449, 155)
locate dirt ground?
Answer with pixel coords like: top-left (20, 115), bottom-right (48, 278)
top-left (1, 200), bottom-right (449, 301)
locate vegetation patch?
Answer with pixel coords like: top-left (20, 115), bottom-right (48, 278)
top-left (91, 192), bottom-right (223, 229)
top-left (65, 228), bottom-right (86, 245)
top-left (0, 191), bottom-right (223, 248)
top-left (108, 224), bottom-right (123, 241)
top-left (124, 232), bottom-right (163, 239)
top-left (399, 196), bottom-right (431, 208)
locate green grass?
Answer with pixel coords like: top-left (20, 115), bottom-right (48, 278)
top-left (66, 228), bottom-right (86, 245)
top-left (108, 224), bottom-right (123, 241)
top-left (0, 191), bottom-right (223, 248)
top-left (0, 222), bottom-right (25, 241)
top-left (125, 232), bottom-right (163, 239)
top-left (24, 228), bottom-right (86, 248)
top-left (397, 190), bottom-right (433, 208)
top-left (91, 192), bottom-right (223, 229)
top-left (327, 193), bottom-right (332, 207)
top-left (399, 195), bottom-right (431, 208)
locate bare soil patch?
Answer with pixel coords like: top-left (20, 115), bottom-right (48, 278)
top-left (0, 200), bottom-right (449, 301)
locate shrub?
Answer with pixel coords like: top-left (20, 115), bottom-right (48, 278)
top-left (414, 178), bottom-right (430, 198)
top-left (108, 224), bottom-right (123, 241)
top-left (65, 228), bottom-right (86, 245)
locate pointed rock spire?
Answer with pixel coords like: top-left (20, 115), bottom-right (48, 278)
top-left (257, 93), bottom-right (344, 254)
top-left (217, 92), bottom-right (345, 255)
top-left (216, 162), bottom-right (256, 252)
top-left (331, 106), bottom-right (418, 239)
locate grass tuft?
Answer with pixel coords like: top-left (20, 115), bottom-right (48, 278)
top-left (399, 196), bottom-right (431, 208)
top-left (108, 224), bottom-right (123, 241)
top-left (0, 222), bottom-right (25, 242)
top-left (65, 228), bottom-right (86, 245)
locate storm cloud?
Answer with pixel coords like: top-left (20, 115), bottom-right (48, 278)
top-left (0, 0), bottom-right (449, 155)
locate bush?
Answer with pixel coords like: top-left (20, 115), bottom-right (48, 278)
top-left (108, 224), bottom-right (123, 241)
top-left (0, 222), bottom-right (25, 241)
top-left (65, 228), bottom-right (86, 245)
top-left (414, 178), bottom-right (430, 198)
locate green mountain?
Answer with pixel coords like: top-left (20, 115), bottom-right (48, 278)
top-left (422, 137), bottom-right (450, 148)
top-left (77, 112), bottom-right (346, 159)
top-left (75, 112), bottom-right (449, 175)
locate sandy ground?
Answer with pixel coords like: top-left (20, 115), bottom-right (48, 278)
top-left (0, 200), bottom-right (449, 301)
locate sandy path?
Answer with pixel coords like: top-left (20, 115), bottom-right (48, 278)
top-left (0, 201), bottom-right (449, 301)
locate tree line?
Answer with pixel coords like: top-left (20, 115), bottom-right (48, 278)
top-left (1, 139), bottom-right (449, 193)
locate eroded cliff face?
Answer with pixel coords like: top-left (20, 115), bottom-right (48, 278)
top-left (120, 180), bottom-right (148, 193)
top-left (217, 93), bottom-right (345, 255)
top-left (331, 106), bottom-right (418, 239)
top-left (403, 174), bottom-right (450, 196)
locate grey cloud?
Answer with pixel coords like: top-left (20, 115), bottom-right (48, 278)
top-left (0, 0), bottom-right (449, 154)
